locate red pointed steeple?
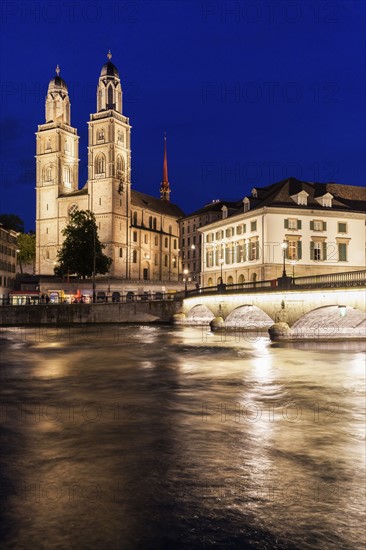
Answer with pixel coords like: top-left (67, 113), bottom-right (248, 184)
top-left (160, 132), bottom-right (171, 201)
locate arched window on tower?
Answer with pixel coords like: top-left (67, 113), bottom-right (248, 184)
top-left (107, 84), bottom-right (114, 110)
top-left (97, 129), bottom-right (105, 142)
top-left (95, 154), bottom-right (106, 176)
top-left (63, 166), bottom-right (71, 186)
top-left (64, 140), bottom-right (69, 153)
top-left (44, 165), bottom-right (52, 182)
top-left (46, 139), bottom-right (51, 151)
top-left (116, 155), bottom-right (124, 177)
top-left (68, 204), bottom-right (78, 217)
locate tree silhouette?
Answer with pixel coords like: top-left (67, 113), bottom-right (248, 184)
top-left (54, 210), bottom-right (112, 279)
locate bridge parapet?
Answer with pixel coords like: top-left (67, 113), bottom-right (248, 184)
top-left (185, 269), bottom-right (366, 300)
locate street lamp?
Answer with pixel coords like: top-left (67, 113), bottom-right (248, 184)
top-left (92, 226), bottom-right (96, 303)
top-left (219, 258), bottom-right (224, 284)
top-left (183, 268), bottom-right (188, 295)
top-left (280, 240), bottom-right (288, 278)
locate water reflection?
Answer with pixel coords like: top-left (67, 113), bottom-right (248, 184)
top-left (0, 325), bottom-right (364, 549)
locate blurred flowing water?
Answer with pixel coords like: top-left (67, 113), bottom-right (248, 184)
top-left (0, 325), bottom-right (365, 549)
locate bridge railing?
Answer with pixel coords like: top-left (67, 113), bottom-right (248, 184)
top-left (185, 279), bottom-right (275, 297)
top-left (185, 270), bottom-right (366, 298)
top-left (293, 269), bottom-right (366, 289)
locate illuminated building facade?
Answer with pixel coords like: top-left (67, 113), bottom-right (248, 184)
top-left (200, 178), bottom-right (366, 286)
top-left (35, 53), bottom-right (183, 281)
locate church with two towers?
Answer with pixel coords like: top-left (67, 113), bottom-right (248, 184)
top-left (35, 52), bottom-right (184, 282)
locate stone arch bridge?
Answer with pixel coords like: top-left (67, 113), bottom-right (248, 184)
top-left (177, 271), bottom-right (366, 339)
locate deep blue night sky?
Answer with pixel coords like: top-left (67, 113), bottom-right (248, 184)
top-left (0, 0), bottom-right (364, 231)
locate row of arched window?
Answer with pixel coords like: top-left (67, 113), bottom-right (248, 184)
top-left (94, 153), bottom-right (125, 176)
top-left (95, 128), bottom-right (125, 144)
top-left (206, 273), bottom-right (257, 286)
top-left (42, 164), bottom-right (72, 185)
top-left (97, 83), bottom-right (122, 112)
top-left (45, 138), bottom-right (72, 154)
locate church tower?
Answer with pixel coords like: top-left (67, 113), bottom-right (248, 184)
top-left (160, 133), bottom-right (171, 201)
top-left (87, 51), bottom-right (132, 277)
top-left (35, 66), bottom-right (79, 274)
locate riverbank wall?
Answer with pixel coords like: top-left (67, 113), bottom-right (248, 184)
top-left (0, 301), bottom-right (182, 326)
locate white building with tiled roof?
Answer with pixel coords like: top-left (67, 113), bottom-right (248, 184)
top-left (178, 199), bottom-right (240, 285)
top-left (199, 178), bottom-right (366, 286)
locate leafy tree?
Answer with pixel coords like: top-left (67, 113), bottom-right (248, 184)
top-left (54, 210), bottom-right (112, 278)
top-left (0, 214), bottom-right (24, 232)
top-left (17, 232), bottom-right (36, 274)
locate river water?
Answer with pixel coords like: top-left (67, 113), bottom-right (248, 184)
top-left (0, 325), bottom-right (365, 549)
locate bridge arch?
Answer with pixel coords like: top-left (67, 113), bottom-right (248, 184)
top-left (225, 304), bottom-right (274, 329)
top-left (186, 304), bottom-right (215, 324)
top-left (292, 305), bottom-right (366, 337)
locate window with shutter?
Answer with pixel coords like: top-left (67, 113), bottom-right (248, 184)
top-left (284, 219), bottom-right (288, 229)
top-left (322, 242), bottom-right (327, 260)
top-left (338, 243), bottom-right (347, 261)
top-left (225, 248), bottom-right (230, 264)
top-left (236, 244), bottom-right (241, 262)
top-left (297, 220), bottom-right (302, 229)
top-left (322, 221), bottom-right (327, 231)
top-left (310, 221), bottom-right (314, 230)
top-left (297, 241), bottom-right (302, 259)
top-left (285, 242), bottom-right (290, 259)
top-left (310, 241), bottom-right (315, 260)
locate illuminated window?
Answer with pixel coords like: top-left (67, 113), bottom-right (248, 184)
top-left (311, 220), bottom-right (326, 231)
top-left (285, 219), bottom-right (301, 230)
top-left (310, 241), bottom-right (326, 261)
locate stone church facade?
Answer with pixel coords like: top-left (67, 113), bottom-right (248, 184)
top-left (35, 53), bottom-right (184, 282)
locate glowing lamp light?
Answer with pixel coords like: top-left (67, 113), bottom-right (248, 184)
top-left (338, 305), bottom-right (347, 317)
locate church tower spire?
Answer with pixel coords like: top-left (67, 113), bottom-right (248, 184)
top-left (35, 65), bottom-right (79, 274)
top-left (96, 50), bottom-right (122, 113)
top-left (45, 65), bottom-right (70, 124)
top-left (160, 133), bottom-right (171, 201)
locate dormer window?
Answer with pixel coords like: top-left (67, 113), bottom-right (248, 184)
top-left (221, 205), bottom-right (228, 219)
top-left (291, 190), bottom-right (308, 206)
top-left (316, 193), bottom-right (333, 208)
top-left (243, 197), bottom-right (250, 213)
